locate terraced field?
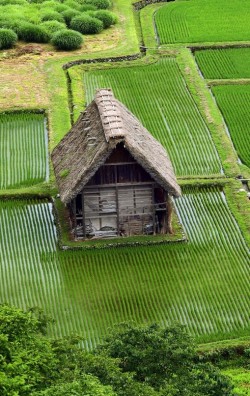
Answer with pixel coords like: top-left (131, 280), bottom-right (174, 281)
top-left (155, 0), bottom-right (250, 44)
top-left (0, 113), bottom-right (48, 189)
top-left (195, 48), bottom-right (250, 79)
top-left (0, 188), bottom-right (249, 347)
top-left (211, 85), bottom-right (250, 168)
top-left (84, 58), bottom-right (222, 177)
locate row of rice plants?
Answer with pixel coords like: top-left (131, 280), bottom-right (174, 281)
top-left (155, 0), bottom-right (250, 44)
top-left (0, 113), bottom-right (48, 189)
top-left (0, 188), bottom-right (249, 347)
top-left (84, 58), bottom-right (222, 177)
top-left (195, 48), bottom-right (250, 80)
top-left (211, 85), bottom-right (250, 168)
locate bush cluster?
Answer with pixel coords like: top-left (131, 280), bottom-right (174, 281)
top-left (0, 0), bottom-right (117, 51)
top-left (0, 28), bottom-right (17, 49)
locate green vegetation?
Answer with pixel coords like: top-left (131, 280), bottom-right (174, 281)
top-left (211, 85), bottom-right (250, 168)
top-left (0, 305), bottom-right (234, 396)
top-left (0, 0), bottom-right (116, 49)
top-left (70, 14), bottom-right (104, 34)
top-left (0, 113), bottom-right (48, 189)
top-left (155, 0), bottom-right (250, 44)
top-left (51, 29), bottom-right (83, 50)
top-left (0, 187), bottom-right (249, 345)
top-left (84, 58), bottom-right (222, 177)
top-left (195, 48), bottom-right (250, 79)
top-left (222, 368), bottom-right (250, 395)
top-left (0, 28), bottom-right (17, 49)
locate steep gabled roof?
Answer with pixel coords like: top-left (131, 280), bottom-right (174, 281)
top-left (52, 89), bottom-right (181, 204)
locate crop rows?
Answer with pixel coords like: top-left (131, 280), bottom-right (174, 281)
top-left (0, 189), bottom-right (249, 347)
top-left (0, 113), bottom-right (48, 189)
top-left (84, 58), bottom-right (221, 177)
top-left (155, 0), bottom-right (250, 44)
top-left (211, 85), bottom-right (250, 168)
top-left (195, 48), bottom-right (250, 80)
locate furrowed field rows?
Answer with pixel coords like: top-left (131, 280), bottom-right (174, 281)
top-left (195, 48), bottom-right (250, 79)
top-left (84, 58), bottom-right (221, 177)
top-left (0, 113), bottom-right (48, 189)
top-left (211, 85), bottom-right (250, 168)
top-left (0, 189), bottom-right (249, 347)
top-left (155, 0), bottom-right (250, 44)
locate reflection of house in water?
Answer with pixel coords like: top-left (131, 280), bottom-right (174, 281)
top-left (52, 89), bottom-right (181, 239)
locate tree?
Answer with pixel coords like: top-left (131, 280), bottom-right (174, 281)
top-left (0, 305), bottom-right (233, 396)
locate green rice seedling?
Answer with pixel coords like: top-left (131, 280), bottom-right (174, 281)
top-left (70, 14), bottom-right (103, 34)
top-left (41, 20), bottom-right (66, 36)
top-left (212, 85), bottom-right (250, 168)
top-left (94, 10), bottom-right (117, 28)
top-left (51, 29), bottom-right (83, 50)
top-left (0, 28), bottom-right (17, 49)
top-left (18, 22), bottom-right (50, 42)
top-left (195, 48), bottom-right (250, 79)
top-left (84, 58), bottom-right (221, 177)
top-left (0, 113), bottom-right (48, 188)
top-left (155, 0), bottom-right (250, 44)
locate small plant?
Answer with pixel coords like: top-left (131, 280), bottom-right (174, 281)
top-left (62, 9), bottom-right (81, 27)
top-left (41, 11), bottom-right (65, 23)
top-left (70, 14), bottom-right (103, 34)
top-left (51, 29), bottom-right (83, 50)
top-left (79, 4), bottom-right (97, 12)
top-left (41, 20), bottom-right (66, 36)
top-left (63, 0), bottom-right (81, 10)
top-left (0, 28), bottom-right (17, 49)
top-left (18, 22), bottom-right (50, 43)
top-left (94, 10), bottom-right (117, 28)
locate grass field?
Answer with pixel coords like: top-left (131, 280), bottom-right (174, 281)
top-left (211, 85), bottom-right (250, 168)
top-left (0, 187), bottom-right (249, 347)
top-left (0, 113), bottom-right (48, 189)
top-left (195, 48), bottom-right (250, 79)
top-left (155, 0), bottom-right (250, 44)
top-left (222, 368), bottom-right (250, 395)
top-left (84, 58), bottom-right (222, 177)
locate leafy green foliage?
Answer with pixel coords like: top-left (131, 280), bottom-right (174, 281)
top-left (195, 48), bottom-right (250, 79)
top-left (51, 29), bottom-right (83, 50)
top-left (212, 85), bottom-right (250, 168)
top-left (84, 58), bottom-right (222, 176)
top-left (0, 28), bottom-right (17, 49)
top-left (70, 14), bottom-right (103, 34)
top-left (40, 20), bottom-right (66, 36)
top-left (88, 0), bottom-right (111, 9)
top-left (0, 305), bottom-right (234, 396)
top-left (94, 10), bottom-right (117, 28)
top-left (61, 8), bottom-right (81, 27)
top-left (40, 10), bottom-right (64, 23)
top-left (155, 0), bottom-right (250, 44)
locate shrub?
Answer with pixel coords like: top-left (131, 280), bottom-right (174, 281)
top-left (41, 20), bottom-right (66, 36)
top-left (18, 23), bottom-right (50, 43)
top-left (0, 28), bottom-right (17, 49)
top-left (41, 11), bottom-right (65, 23)
top-left (86, 0), bottom-right (111, 9)
top-left (79, 4), bottom-right (97, 12)
top-left (94, 10), bottom-right (117, 28)
top-left (54, 3), bottom-right (70, 12)
top-left (70, 14), bottom-right (103, 34)
top-left (0, 0), bottom-right (26, 4)
top-left (62, 9), bottom-right (81, 27)
top-left (63, 0), bottom-right (81, 10)
top-left (51, 29), bottom-right (83, 50)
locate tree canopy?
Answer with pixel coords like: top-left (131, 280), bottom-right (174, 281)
top-left (0, 304), bottom-right (233, 396)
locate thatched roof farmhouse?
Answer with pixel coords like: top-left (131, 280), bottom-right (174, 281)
top-left (52, 89), bottom-right (181, 239)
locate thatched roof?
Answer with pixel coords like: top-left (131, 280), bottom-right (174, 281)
top-left (52, 89), bottom-right (181, 204)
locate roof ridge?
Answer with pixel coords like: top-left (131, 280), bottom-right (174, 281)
top-left (95, 88), bottom-right (125, 142)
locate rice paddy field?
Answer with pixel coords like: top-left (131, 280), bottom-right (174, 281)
top-left (84, 58), bottom-right (222, 177)
top-left (0, 187), bottom-right (249, 347)
top-left (211, 85), bottom-right (250, 168)
top-left (155, 0), bottom-right (250, 44)
top-left (195, 48), bottom-right (250, 79)
top-left (0, 113), bottom-right (48, 189)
